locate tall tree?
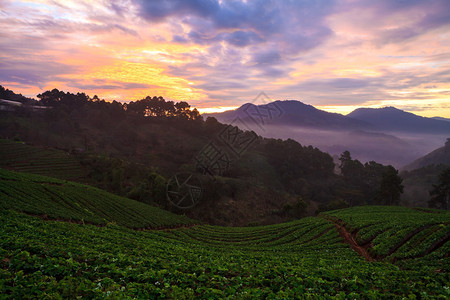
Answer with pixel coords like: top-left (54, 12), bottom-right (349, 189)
top-left (377, 166), bottom-right (404, 205)
top-left (339, 151), bottom-right (364, 183)
top-left (429, 167), bottom-right (450, 210)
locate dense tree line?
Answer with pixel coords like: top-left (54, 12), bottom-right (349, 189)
top-left (338, 151), bottom-right (403, 206)
top-left (0, 85), bottom-right (36, 104)
top-left (36, 88), bottom-right (201, 121)
top-left (264, 138), bottom-right (335, 195)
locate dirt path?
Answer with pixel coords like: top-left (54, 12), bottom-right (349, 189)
top-left (331, 221), bottom-right (374, 261)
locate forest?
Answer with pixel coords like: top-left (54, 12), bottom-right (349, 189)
top-left (0, 86), bottom-right (424, 225)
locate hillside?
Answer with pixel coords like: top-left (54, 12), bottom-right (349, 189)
top-left (0, 86), bottom-right (444, 223)
top-left (400, 164), bottom-right (449, 208)
top-left (403, 139), bottom-right (450, 171)
top-left (433, 117), bottom-right (450, 122)
top-left (0, 88), bottom-right (357, 225)
top-left (0, 139), bottom-right (87, 181)
top-left (348, 107), bottom-right (450, 134)
top-left (0, 168), bottom-right (195, 228)
top-left (324, 206), bottom-right (449, 265)
top-left (399, 140), bottom-right (450, 207)
top-left (1, 189), bottom-right (449, 297)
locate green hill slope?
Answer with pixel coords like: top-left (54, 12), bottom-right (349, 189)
top-left (0, 139), bottom-right (86, 181)
top-left (1, 207), bottom-right (449, 298)
top-left (1, 170), bottom-right (449, 298)
top-left (403, 139), bottom-right (450, 171)
top-left (0, 168), bottom-right (195, 228)
top-left (324, 206), bottom-right (449, 269)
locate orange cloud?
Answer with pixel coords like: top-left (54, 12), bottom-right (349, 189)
top-left (1, 0), bottom-right (449, 118)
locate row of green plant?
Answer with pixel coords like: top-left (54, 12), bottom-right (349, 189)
top-left (325, 206), bottom-right (449, 263)
top-left (1, 210), bottom-right (449, 299)
top-left (0, 139), bottom-right (86, 180)
top-left (0, 168), bottom-right (195, 228)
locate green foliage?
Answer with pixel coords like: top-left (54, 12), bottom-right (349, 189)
top-left (377, 166), bottom-right (404, 205)
top-left (339, 151), bottom-right (364, 182)
top-left (319, 199), bottom-right (350, 212)
top-left (325, 206), bottom-right (449, 264)
top-left (282, 196), bottom-right (308, 218)
top-left (0, 168), bottom-right (195, 228)
top-left (0, 139), bottom-right (86, 181)
top-left (429, 167), bottom-right (450, 210)
top-left (126, 172), bottom-right (167, 206)
top-left (337, 151), bottom-right (402, 206)
top-left (1, 207), bottom-right (449, 298)
top-left (401, 164), bottom-right (448, 208)
top-left (264, 138), bottom-right (336, 202)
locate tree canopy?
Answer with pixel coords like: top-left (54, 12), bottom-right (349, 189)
top-left (429, 167), bottom-right (450, 210)
top-left (377, 166), bottom-right (404, 205)
top-left (36, 89), bottom-right (201, 121)
top-left (0, 85), bottom-right (36, 104)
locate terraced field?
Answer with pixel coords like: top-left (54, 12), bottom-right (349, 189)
top-left (0, 139), bottom-right (86, 181)
top-left (0, 169), bottom-right (194, 228)
top-left (0, 169), bottom-right (449, 298)
top-left (324, 206), bottom-right (450, 272)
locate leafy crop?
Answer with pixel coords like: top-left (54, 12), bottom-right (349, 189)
top-left (1, 170), bottom-right (449, 298)
top-left (0, 139), bottom-right (86, 181)
top-left (325, 206), bottom-right (450, 269)
top-left (0, 168), bottom-right (194, 228)
top-left (1, 210), bottom-right (449, 299)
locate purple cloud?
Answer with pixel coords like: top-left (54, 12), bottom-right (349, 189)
top-left (136, 0), bottom-right (219, 22)
top-left (138, 0), bottom-right (336, 54)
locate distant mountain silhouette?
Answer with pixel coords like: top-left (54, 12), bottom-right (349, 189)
top-left (403, 139), bottom-right (450, 171)
top-left (432, 117), bottom-right (450, 122)
top-left (208, 100), bottom-right (371, 130)
top-left (348, 107), bottom-right (450, 134)
top-left (207, 100), bottom-right (450, 167)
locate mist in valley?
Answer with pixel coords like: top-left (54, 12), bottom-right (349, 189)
top-left (248, 124), bottom-right (447, 168)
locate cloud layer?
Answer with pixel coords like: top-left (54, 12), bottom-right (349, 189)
top-left (0, 0), bottom-right (449, 116)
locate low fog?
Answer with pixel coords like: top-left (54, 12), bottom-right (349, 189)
top-left (248, 124), bottom-right (447, 168)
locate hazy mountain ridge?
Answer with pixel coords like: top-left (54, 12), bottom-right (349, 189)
top-left (348, 107), bottom-right (450, 134)
top-left (208, 100), bottom-right (372, 130)
top-left (208, 101), bottom-right (449, 167)
top-left (400, 140), bottom-right (450, 208)
top-left (403, 139), bottom-right (450, 171)
top-left (432, 116), bottom-right (450, 122)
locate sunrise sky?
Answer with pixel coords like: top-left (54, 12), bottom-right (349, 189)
top-left (1, 0), bottom-right (449, 117)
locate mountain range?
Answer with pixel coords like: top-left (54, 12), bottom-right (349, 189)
top-left (206, 100), bottom-right (450, 168)
top-left (211, 100), bottom-right (371, 130)
top-left (348, 107), bottom-right (450, 134)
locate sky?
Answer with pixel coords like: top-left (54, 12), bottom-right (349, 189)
top-left (0, 0), bottom-right (449, 117)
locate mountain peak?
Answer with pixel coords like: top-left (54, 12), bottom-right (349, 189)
top-left (208, 99), bottom-right (371, 130)
top-left (348, 107), bottom-right (450, 133)
top-left (351, 106), bottom-right (406, 114)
